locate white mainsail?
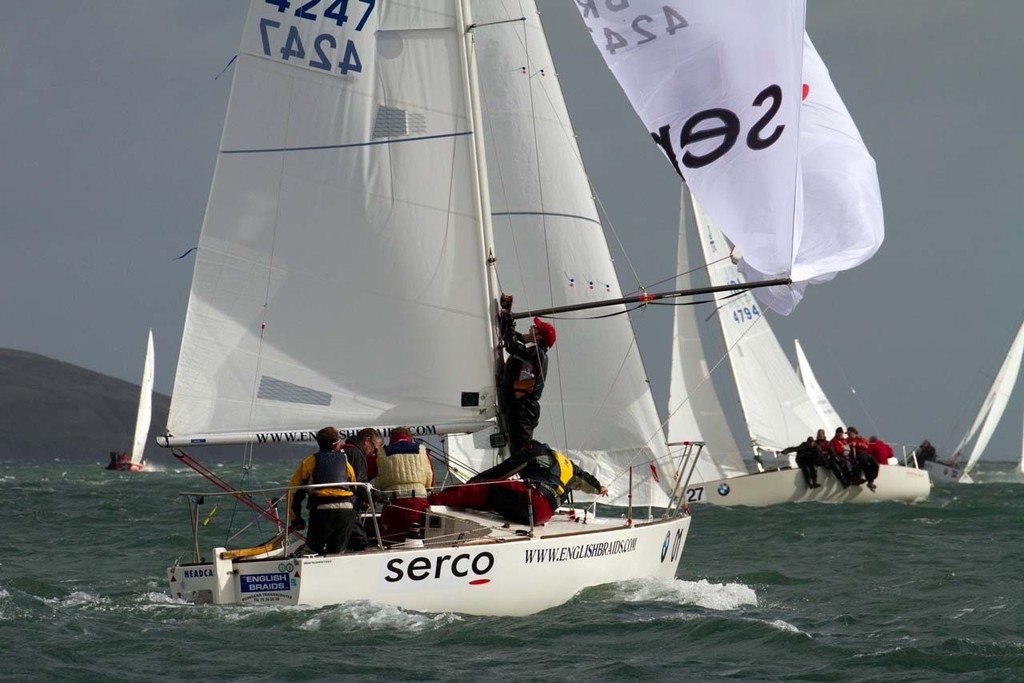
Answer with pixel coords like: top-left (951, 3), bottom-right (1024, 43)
top-left (953, 320), bottom-right (1024, 476)
top-left (167, 1), bottom-right (498, 445)
top-left (452, 2), bottom-right (676, 507)
top-left (668, 191), bottom-right (747, 480)
top-left (693, 198), bottom-right (821, 453)
top-left (794, 338), bottom-right (845, 433)
top-left (130, 329), bottom-right (155, 466)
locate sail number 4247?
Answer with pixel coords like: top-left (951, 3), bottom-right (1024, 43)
top-left (258, 0), bottom-right (376, 76)
top-left (264, 0), bottom-right (375, 29)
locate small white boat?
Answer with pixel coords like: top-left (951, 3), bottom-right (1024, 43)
top-left (922, 320), bottom-right (1024, 484)
top-left (107, 329), bottom-right (153, 472)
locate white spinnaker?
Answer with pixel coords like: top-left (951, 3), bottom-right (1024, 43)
top-left (577, 1), bottom-right (805, 301)
top-left (130, 329), bottom-right (154, 465)
top-left (668, 190), bottom-right (746, 481)
top-left (956, 321), bottom-right (1024, 476)
top-left (694, 200), bottom-right (820, 453)
top-left (449, 2), bottom-right (675, 507)
top-left (750, 33), bottom-right (886, 313)
top-left (168, 1), bottom-right (496, 443)
top-left (794, 338), bottom-right (845, 433)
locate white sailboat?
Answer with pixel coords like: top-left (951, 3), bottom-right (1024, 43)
top-left (1019, 414), bottom-right (1024, 478)
top-left (924, 320), bottom-right (1024, 484)
top-left (674, 196), bottom-right (930, 506)
top-left (161, 0), bottom-right (697, 616)
top-left (108, 329), bottom-right (153, 472)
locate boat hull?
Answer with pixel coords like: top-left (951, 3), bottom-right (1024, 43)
top-left (922, 461), bottom-right (964, 484)
top-left (168, 514), bottom-right (690, 616)
top-left (106, 461), bottom-right (144, 472)
top-left (683, 464), bottom-right (931, 507)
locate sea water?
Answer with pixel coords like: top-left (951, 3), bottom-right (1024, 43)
top-left (1, 458), bottom-right (1022, 682)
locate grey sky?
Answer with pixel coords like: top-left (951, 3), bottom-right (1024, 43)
top-left (2, 2), bottom-right (1022, 460)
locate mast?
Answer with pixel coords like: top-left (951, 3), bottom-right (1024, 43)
top-left (459, 0), bottom-right (502, 323)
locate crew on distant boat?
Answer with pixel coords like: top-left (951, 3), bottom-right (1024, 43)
top-left (824, 427), bottom-right (855, 486)
top-left (847, 426), bottom-right (878, 492)
top-left (915, 440), bottom-right (938, 466)
top-left (105, 451), bottom-right (132, 470)
top-left (375, 426), bottom-right (434, 544)
top-left (497, 293), bottom-right (555, 455)
top-left (288, 426), bottom-right (361, 556)
top-left (782, 437), bottom-right (823, 489)
top-left (427, 440), bottom-right (607, 526)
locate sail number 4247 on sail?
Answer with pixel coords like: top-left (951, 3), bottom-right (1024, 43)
top-left (258, 0), bottom-right (376, 75)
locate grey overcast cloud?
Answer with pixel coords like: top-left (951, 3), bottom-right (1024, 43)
top-left (2, 1), bottom-right (1022, 460)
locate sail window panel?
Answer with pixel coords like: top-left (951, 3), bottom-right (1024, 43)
top-left (371, 106), bottom-right (427, 139)
top-left (257, 376), bottom-right (332, 407)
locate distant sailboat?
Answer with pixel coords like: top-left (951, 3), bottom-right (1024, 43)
top-left (107, 329), bottom-right (152, 472)
top-left (673, 194), bottom-right (930, 506)
top-left (924, 320), bottom-right (1024, 484)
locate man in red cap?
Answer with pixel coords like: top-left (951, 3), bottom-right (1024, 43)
top-left (498, 293), bottom-right (555, 455)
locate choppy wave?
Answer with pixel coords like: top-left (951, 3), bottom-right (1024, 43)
top-left (3, 460), bottom-right (1024, 681)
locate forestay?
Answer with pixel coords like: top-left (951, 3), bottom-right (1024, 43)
top-left (167, 1), bottom-right (497, 446)
top-left (449, 2), bottom-right (676, 507)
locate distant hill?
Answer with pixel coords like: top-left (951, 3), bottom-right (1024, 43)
top-left (0, 349), bottom-right (302, 463)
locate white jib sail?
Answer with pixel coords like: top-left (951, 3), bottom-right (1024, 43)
top-left (794, 338), bottom-right (845, 433)
top-left (577, 1), bottom-right (805, 296)
top-left (450, 2), bottom-right (675, 507)
top-left (168, 1), bottom-right (498, 445)
top-left (694, 199), bottom-right (820, 453)
top-left (956, 320), bottom-right (1024, 475)
top-left (668, 189), bottom-right (747, 481)
top-left (130, 329), bottom-right (154, 465)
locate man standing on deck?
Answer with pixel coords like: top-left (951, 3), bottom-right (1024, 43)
top-left (288, 426), bottom-right (360, 555)
top-left (497, 293), bottom-right (555, 455)
top-left (341, 427), bottom-right (383, 551)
